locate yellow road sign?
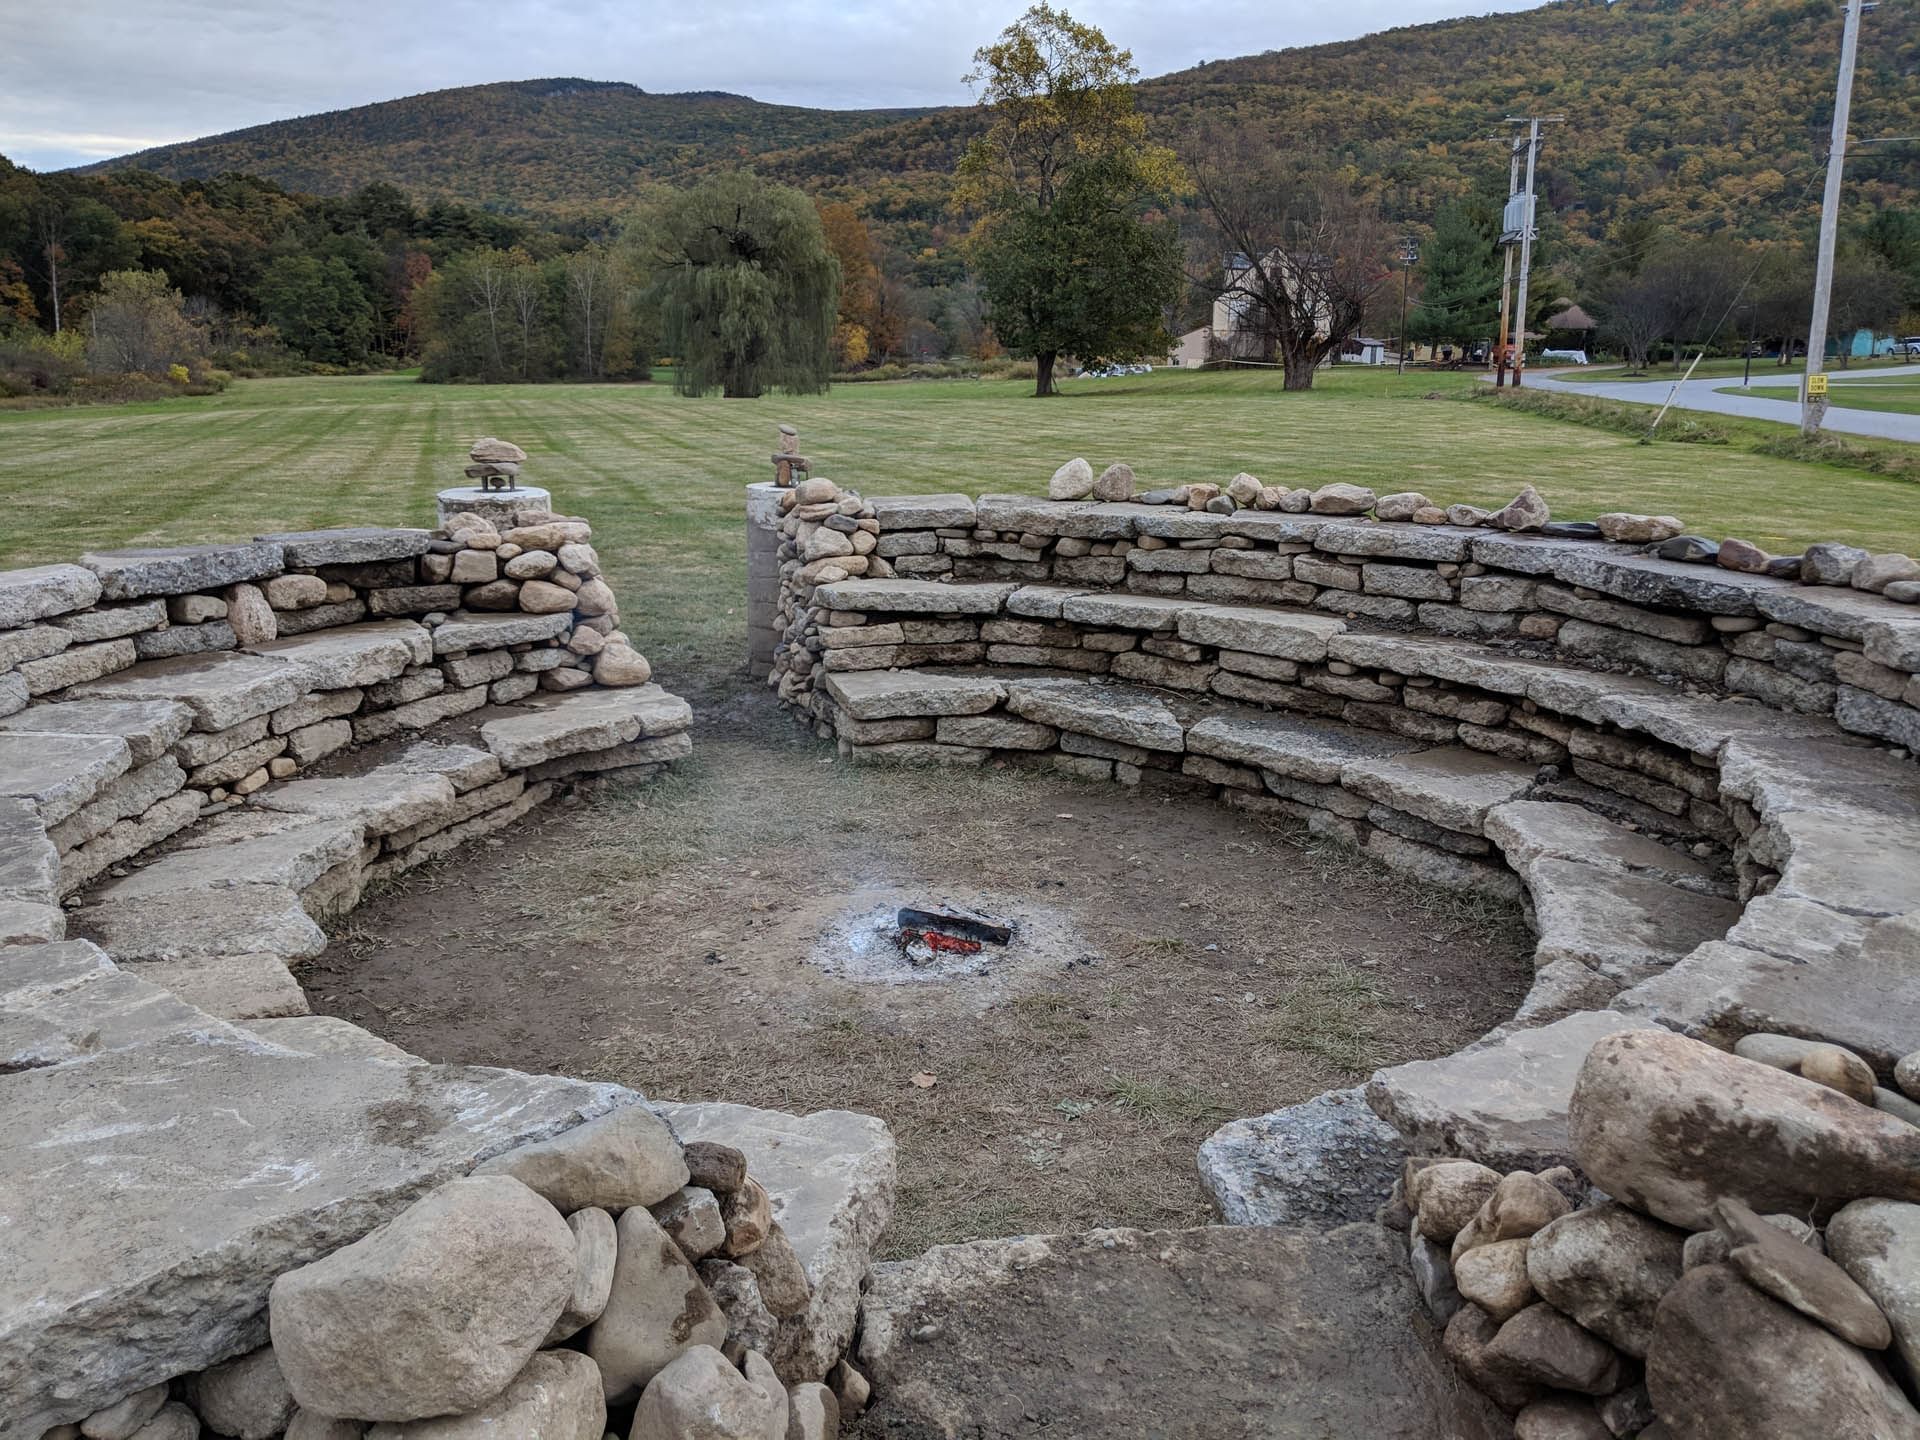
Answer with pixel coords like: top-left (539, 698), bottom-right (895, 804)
top-left (1807, 373), bottom-right (1830, 396)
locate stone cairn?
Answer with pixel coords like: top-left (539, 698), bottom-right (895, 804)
top-left (431, 508), bottom-right (653, 690)
top-left (44, 1108), bottom-right (868, 1440)
top-left (464, 437), bottom-right (526, 492)
top-left (768, 477), bottom-right (889, 715)
top-left (1404, 1027), bottom-right (1920, 1437)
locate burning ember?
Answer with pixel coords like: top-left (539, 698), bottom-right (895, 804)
top-left (894, 904), bottom-right (1014, 967)
top-left (805, 888), bottom-right (1080, 990)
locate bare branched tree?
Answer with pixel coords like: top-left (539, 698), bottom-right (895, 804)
top-left (1184, 129), bottom-right (1392, 390)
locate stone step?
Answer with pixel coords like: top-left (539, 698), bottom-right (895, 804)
top-left (429, 610), bottom-right (573, 655)
top-left (255, 526), bottom-right (432, 567)
top-left (244, 740), bottom-right (504, 842)
top-left (3, 1020), bottom-right (639, 1436)
top-left (244, 619), bottom-right (432, 690)
top-left (0, 729), bottom-right (133, 827)
top-left (253, 768), bottom-right (459, 840)
top-left (1339, 746), bottom-right (1538, 837)
top-left (1523, 860), bottom-right (1743, 987)
top-left (1002, 675), bottom-right (1185, 752)
top-left (1186, 708), bottom-right (1427, 785)
top-left (1613, 909), bottom-right (1920, 1077)
top-left (246, 1014), bottom-right (423, 1064)
top-left (856, 1221), bottom-right (1509, 1439)
top-left (122, 952), bottom-right (311, 1022)
top-left (1365, 1009), bottom-right (1661, 1172)
top-left (69, 650), bottom-right (313, 732)
top-left (1485, 800), bottom-right (1729, 893)
top-left (1482, 799), bottom-right (1746, 1019)
top-left (0, 939), bottom-right (215, 1070)
top-left (806, 574), bottom-right (1866, 763)
top-left (478, 683), bottom-right (694, 769)
top-left (91, 810), bottom-right (364, 901)
top-left (0, 696), bottom-right (195, 766)
top-left (814, 577), bottom-right (1017, 615)
top-left (70, 880), bottom-right (330, 964)
top-left (821, 668), bottom-right (1006, 721)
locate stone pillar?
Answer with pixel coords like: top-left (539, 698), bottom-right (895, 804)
top-left (436, 485), bottom-right (553, 530)
top-left (746, 482), bottom-right (784, 677)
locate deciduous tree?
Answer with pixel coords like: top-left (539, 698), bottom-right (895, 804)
top-left (83, 269), bottom-right (202, 374)
top-left (1185, 129), bottom-right (1391, 390)
top-left (958, 4), bottom-right (1183, 396)
top-left (630, 172), bottom-right (837, 399)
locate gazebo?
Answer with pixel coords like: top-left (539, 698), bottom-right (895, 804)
top-left (1544, 302), bottom-right (1596, 341)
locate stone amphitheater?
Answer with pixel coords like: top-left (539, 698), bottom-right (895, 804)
top-left (3, 450), bottom-right (1919, 1440)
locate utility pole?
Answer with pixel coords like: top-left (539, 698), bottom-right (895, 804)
top-left (1504, 115), bottom-right (1565, 388)
top-left (1396, 236), bottom-right (1419, 374)
top-left (1493, 137), bottom-right (1522, 385)
top-left (1803, 0), bottom-right (1868, 436)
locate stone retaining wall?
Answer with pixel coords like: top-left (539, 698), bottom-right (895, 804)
top-left (0, 507), bottom-right (659, 925)
top-left (770, 489), bottom-right (1920, 753)
top-left (0, 508), bottom-right (906, 1440)
top-left (761, 474), bottom-right (1920, 1438)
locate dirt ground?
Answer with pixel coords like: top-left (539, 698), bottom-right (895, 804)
top-left (306, 678), bottom-right (1533, 1258)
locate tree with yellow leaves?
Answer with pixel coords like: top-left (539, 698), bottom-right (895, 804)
top-left (957, 4), bottom-right (1184, 396)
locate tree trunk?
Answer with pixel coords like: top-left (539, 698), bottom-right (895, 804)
top-left (46, 244), bottom-right (60, 334)
top-left (1279, 339), bottom-right (1316, 391)
top-left (1033, 351), bottom-right (1057, 398)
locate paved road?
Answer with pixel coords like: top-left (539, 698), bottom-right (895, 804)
top-left (1520, 364), bottom-right (1920, 443)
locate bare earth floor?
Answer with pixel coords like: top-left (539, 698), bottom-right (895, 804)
top-left (306, 683), bottom-right (1533, 1257)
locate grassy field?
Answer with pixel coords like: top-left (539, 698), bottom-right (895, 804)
top-left (5, 366), bottom-right (1918, 678)
top-left (1747, 378), bottom-right (1920, 416)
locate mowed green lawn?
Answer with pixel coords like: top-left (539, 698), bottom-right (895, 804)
top-left (4, 367), bottom-right (1917, 675)
top-left (1747, 378), bottom-right (1920, 417)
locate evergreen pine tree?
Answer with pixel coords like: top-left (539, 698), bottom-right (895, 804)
top-left (1407, 203), bottom-right (1503, 353)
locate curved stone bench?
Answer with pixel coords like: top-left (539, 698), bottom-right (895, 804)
top-left (773, 497), bottom-right (1920, 752)
top-left (0, 515), bottom-right (768, 1434)
top-left (776, 543), bottom-right (1920, 1190)
top-left (1, 519), bottom-right (693, 1006)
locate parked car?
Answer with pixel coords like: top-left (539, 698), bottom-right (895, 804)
top-left (1899, 337), bottom-right (1920, 359)
top-left (1540, 348), bottom-right (1589, 365)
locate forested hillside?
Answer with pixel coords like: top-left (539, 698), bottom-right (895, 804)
top-left (12, 0), bottom-right (1918, 402)
top-left (77, 0), bottom-right (1920, 253)
top-left (78, 79), bottom-right (933, 216)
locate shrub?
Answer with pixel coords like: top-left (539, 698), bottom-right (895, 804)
top-left (831, 356), bottom-right (1039, 384)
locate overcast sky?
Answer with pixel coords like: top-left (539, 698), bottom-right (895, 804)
top-left (2, 0), bottom-right (1550, 173)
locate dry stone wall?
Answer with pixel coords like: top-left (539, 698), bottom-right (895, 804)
top-left (760, 469), bottom-right (1920, 1438)
top-left (0, 507), bottom-right (897, 1440)
top-left (0, 506), bottom-right (669, 928)
top-left (770, 486), bottom-right (1920, 755)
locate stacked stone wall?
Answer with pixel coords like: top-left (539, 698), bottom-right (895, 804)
top-left (760, 475), bottom-right (1920, 1438)
top-left (0, 506), bottom-right (899, 1440)
top-left (771, 491), bottom-right (1920, 753)
top-left (0, 507), bottom-right (666, 924)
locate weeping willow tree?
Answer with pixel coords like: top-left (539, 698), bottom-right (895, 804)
top-left (631, 173), bottom-right (839, 398)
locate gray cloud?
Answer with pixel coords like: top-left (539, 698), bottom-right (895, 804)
top-left (1, 0), bottom-right (1547, 172)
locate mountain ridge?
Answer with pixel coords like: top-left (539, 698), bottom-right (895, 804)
top-left (74, 77), bottom-right (943, 216)
top-left (68, 0), bottom-right (1920, 248)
